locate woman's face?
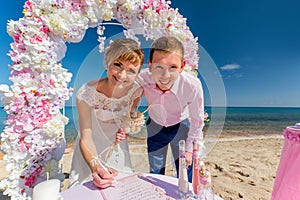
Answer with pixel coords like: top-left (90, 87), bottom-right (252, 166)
top-left (107, 59), bottom-right (140, 90)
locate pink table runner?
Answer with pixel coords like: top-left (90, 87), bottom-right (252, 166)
top-left (272, 123), bottom-right (300, 200)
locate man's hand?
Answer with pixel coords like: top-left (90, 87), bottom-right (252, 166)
top-left (115, 128), bottom-right (128, 143)
top-left (185, 151), bottom-right (193, 167)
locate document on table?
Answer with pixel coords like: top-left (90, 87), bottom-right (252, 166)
top-left (100, 174), bottom-right (173, 200)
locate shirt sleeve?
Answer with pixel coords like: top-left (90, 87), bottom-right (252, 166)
top-left (136, 68), bottom-right (152, 88)
top-left (185, 79), bottom-right (205, 153)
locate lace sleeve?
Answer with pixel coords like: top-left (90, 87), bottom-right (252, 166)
top-left (76, 84), bottom-right (94, 106)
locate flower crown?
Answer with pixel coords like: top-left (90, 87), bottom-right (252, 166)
top-left (0, 0), bottom-right (199, 199)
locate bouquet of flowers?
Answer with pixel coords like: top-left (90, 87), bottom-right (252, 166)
top-left (100, 105), bottom-right (150, 171)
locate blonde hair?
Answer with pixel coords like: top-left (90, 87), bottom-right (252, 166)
top-left (105, 38), bottom-right (144, 68)
top-left (149, 36), bottom-right (184, 62)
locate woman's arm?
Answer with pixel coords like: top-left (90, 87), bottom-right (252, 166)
top-left (76, 98), bottom-right (97, 170)
top-left (76, 98), bottom-right (117, 188)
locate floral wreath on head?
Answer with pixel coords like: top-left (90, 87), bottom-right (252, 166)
top-left (0, 0), bottom-right (199, 199)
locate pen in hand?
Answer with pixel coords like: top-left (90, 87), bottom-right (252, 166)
top-left (97, 159), bottom-right (111, 174)
top-left (93, 158), bottom-right (118, 186)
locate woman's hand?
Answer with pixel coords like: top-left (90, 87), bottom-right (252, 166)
top-left (92, 164), bottom-right (118, 189)
top-left (115, 128), bottom-right (128, 143)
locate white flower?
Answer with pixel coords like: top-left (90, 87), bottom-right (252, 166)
top-left (0, 84), bottom-right (10, 93)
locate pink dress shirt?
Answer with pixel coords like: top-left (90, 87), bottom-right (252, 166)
top-left (137, 69), bottom-right (205, 152)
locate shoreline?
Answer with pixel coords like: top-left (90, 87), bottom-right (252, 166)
top-left (1, 133), bottom-right (285, 200)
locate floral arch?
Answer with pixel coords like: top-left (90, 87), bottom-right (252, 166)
top-left (0, 0), bottom-right (199, 199)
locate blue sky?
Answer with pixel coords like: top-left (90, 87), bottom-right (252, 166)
top-left (1, 0), bottom-right (300, 107)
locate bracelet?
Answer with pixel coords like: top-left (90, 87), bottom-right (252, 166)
top-left (90, 156), bottom-right (99, 167)
top-left (90, 156), bottom-right (111, 174)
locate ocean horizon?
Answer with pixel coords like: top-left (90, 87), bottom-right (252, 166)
top-left (0, 106), bottom-right (299, 142)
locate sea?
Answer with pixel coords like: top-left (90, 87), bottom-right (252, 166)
top-left (0, 106), bottom-right (299, 142)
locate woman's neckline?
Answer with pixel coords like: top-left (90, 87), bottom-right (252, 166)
top-left (94, 78), bottom-right (133, 99)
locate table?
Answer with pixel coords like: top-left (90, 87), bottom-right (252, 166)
top-left (61, 173), bottom-right (223, 200)
top-left (271, 124), bottom-right (300, 200)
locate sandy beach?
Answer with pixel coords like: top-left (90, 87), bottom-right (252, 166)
top-left (206, 136), bottom-right (283, 200)
top-left (127, 135), bottom-right (284, 200)
top-left (0, 132), bottom-right (284, 200)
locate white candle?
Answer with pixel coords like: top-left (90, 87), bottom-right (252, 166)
top-left (33, 179), bottom-right (61, 200)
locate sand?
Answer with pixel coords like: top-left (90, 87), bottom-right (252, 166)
top-left (205, 137), bottom-right (283, 200)
top-left (0, 135), bottom-right (284, 200)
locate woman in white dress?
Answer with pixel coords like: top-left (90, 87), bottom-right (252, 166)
top-left (69, 38), bottom-right (144, 189)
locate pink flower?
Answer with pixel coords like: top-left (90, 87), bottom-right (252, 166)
top-left (21, 188), bottom-right (26, 195)
top-left (23, 1), bottom-right (33, 17)
top-left (19, 142), bottom-right (27, 152)
top-left (14, 33), bottom-right (20, 41)
top-left (24, 1), bottom-right (33, 12)
top-left (13, 125), bottom-right (25, 133)
top-left (49, 80), bottom-right (55, 87)
top-left (204, 112), bottom-right (209, 119)
top-left (144, 0), bottom-right (170, 13)
top-left (166, 23), bottom-right (172, 29)
top-left (30, 35), bottom-right (43, 44)
top-left (14, 42), bottom-right (27, 52)
top-left (24, 175), bottom-right (35, 187)
top-left (24, 166), bottom-right (43, 187)
top-left (40, 26), bottom-right (50, 34)
top-left (18, 136), bottom-right (31, 152)
top-left (204, 112), bottom-right (210, 123)
top-left (32, 100), bottom-right (52, 127)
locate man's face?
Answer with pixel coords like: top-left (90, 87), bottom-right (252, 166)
top-left (149, 51), bottom-right (185, 91)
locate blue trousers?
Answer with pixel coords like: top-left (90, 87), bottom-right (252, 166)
top-left (146, 118), bottom-right (192, 182)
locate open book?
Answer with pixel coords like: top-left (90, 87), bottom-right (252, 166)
top-left (100, 173), bottom-right (173, 200)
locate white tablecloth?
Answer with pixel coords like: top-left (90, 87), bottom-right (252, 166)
top-left (61, 173), bottom-right (223, 200)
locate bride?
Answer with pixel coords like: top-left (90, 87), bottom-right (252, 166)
top-left (69, 38), bottom-right (144, 189)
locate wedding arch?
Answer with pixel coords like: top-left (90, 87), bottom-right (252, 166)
top-left (0, 0), bottom-right (199, 199)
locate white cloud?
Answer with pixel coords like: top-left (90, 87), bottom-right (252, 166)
top-left (220, 64), bottom-right (241, 71)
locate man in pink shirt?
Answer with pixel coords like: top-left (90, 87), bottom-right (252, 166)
top-left (137, 36), bottom-right (205, 182)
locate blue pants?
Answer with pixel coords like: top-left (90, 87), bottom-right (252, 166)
top-left (146, 118), bottom-right (192, 182)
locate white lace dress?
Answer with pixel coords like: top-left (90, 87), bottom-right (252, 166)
top-left (69, 79), bottom-right (142, 187)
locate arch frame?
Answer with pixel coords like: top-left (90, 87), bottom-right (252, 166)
top-left (0, 0), bottom-right (199, 198)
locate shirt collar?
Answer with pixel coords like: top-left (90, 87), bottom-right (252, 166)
top-left (170, 73), bottom-right (180, 93)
